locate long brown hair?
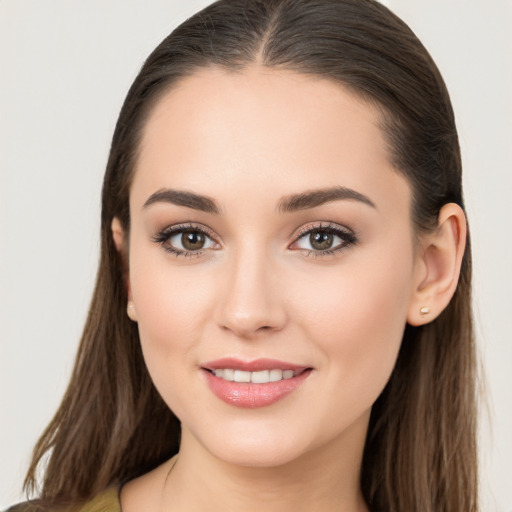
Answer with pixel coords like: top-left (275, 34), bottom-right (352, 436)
top-left (25, 1), bottom-right (478, 510)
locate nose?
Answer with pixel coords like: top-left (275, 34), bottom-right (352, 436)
top-left (215, 248), bottom-right (287, 339)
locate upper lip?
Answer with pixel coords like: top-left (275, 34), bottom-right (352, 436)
top-left (201, 357), bottom-right (310, 372)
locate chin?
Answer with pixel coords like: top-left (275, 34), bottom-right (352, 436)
top-left (187, 416), bottom-right (329, 469)
top-left (210, 438), bottom-right (309, 468)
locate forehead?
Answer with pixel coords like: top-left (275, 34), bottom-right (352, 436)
top-left (132, 66), bottom-right (410, 214)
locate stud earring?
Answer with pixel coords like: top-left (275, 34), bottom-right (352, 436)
top-left (420, 306), bottom-right (430, 315)
top-left (127, 300), bottom-right (137, 321)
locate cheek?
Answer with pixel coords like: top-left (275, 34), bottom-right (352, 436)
top-left (127, 243), bottom-right (215, 382)
top-left (128, 263), bottom-right (214, 421)
top-left (291, 246), bottom-right (415, 398)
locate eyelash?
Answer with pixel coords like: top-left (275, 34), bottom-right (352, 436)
top-left (152, 221), bottom-right (357, 258)
top-left (152, 223), bottom-right (218, 258)
top-left (291, 222), bottom-right (357, 258)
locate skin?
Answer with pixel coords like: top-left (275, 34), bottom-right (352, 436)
top-left (114, 66), bottom-right (466, 512)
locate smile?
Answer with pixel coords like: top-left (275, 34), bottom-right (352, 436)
top-left (211, 368), bottom-right (298, 383)
top-left (201, 358), bottom-right (312, 408)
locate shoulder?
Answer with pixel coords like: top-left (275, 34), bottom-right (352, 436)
top-left (71, 487), bottom-right (121, 512)
top-left (4, 487), bottom-right (121, 512)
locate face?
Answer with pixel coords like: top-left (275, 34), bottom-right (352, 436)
top-left (123, 66), bottom-right (421, 467)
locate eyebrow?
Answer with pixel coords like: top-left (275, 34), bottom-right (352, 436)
top-left (143, 188), bottom-right (220, 214)
top-left (278, 186), bottom-right (376, 212)
top-left (143, 185), bottom-right (376, 214)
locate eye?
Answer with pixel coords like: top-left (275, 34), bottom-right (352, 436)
top-left (153, 224), bottom-right (219, 256)
top-left (290, 223), bottom-right (357, 255)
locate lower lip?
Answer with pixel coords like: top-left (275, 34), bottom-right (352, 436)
top-left (203, 369), bottom-right (312, 408)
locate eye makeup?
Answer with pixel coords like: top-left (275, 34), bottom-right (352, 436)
top-left (289, 221), bottom-right (358, 257)
top-left (151, 222), bottom-right (220, 258)
top-left (151, 220), bottom-right (358, 259)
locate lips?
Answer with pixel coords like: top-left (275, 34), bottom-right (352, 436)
top-left (203, 357), bottom-right (308, 372)
top-left (201, 358), bottom-right (312, 408)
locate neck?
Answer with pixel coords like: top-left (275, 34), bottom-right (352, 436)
top-left (162, 424), bottom-right (369, 512)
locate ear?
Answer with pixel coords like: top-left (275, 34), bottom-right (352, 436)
top-left (111, 217), bottom-right (137, 322)
top-left (407, 203), bottom-right (467, 326)
top-left (111, 216), bottom-right (125, 254)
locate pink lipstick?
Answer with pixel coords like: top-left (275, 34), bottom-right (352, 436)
top-left (201, 358), bottom-right (312, 408)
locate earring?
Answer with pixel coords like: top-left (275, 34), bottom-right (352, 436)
top-left (420, 306), bottom-right (430, 315)
top-left (127, 300), bottom-right (137, 321)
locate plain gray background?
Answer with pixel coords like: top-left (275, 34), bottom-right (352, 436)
top-left (1, 1), bottom-right (511, 510)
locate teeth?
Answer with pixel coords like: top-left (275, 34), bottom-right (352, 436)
top-left (269, 369), bottom-right (282, 382)
top-left (212, 368), bottom-right (299, 383)
top-left (234, 370), bottom-right (251, 383)
top-left (222, 368), bottom-right (234, 381)
top-left (251, 370), bottom-right (269, 383)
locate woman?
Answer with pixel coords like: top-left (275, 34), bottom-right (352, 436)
top-left (8, 0), bottom-right (478, 510)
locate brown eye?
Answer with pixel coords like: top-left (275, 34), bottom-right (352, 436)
top-left (157, 226), bottom-right (218, 255)
top-left (309, 230), bottom-right (334, 250)
top-left (181, 231), bottom-right (206, 250)
top-left (290, 224), bottom-right (357, 255)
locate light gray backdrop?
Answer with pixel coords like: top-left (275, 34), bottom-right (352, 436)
top-left (1, 1), bottom-right (511, 510)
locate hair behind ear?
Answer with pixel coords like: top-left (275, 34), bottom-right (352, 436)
top-left (363, 250), bottom-right (478, 510)
top-left (24, 223), bottom-right (181, 504)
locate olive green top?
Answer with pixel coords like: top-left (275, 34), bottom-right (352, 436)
top-left (5, 487), bottom-right (121, 512)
